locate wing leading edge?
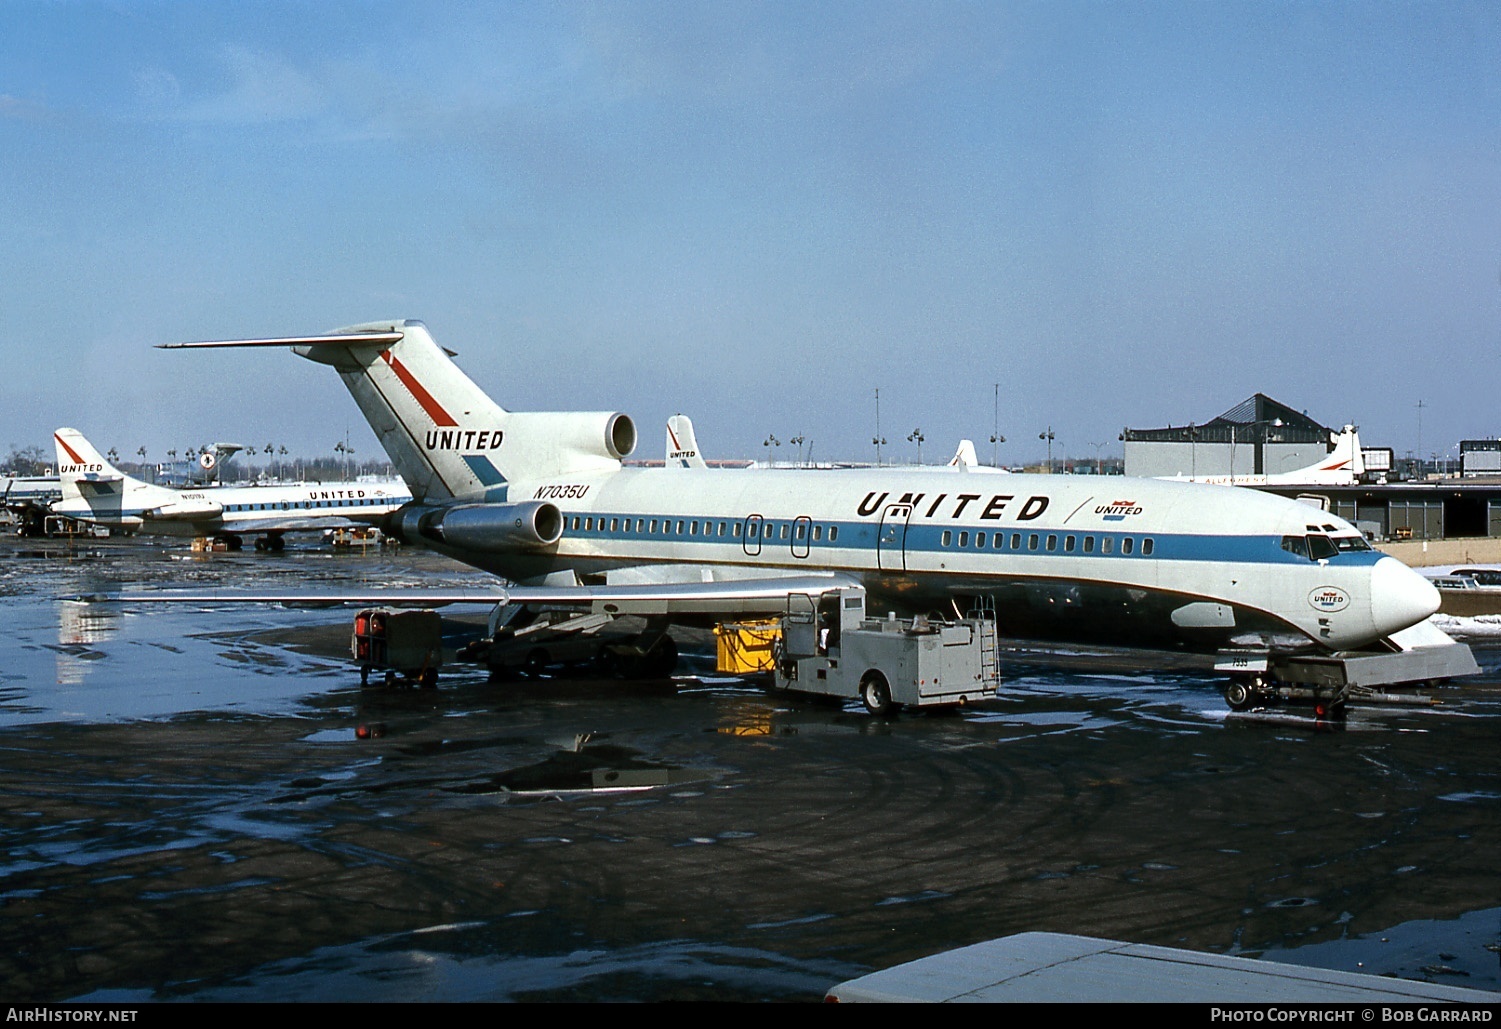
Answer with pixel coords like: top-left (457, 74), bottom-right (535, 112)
top-left (95, 572), bottom-right (861, 617)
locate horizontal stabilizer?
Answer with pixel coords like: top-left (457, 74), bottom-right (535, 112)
top-left (159, 331), bottom-right (404, 351)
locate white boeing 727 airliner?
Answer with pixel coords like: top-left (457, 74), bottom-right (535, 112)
top-left (153, 319), bottom-right (1443, 674)
top-left (52, 427), bottom-right (412, 550)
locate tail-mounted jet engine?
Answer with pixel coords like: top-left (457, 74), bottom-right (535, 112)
top-left (494, 410), bottom-right (638, 471)
top-left (389, 500), bottom-right (563, 553)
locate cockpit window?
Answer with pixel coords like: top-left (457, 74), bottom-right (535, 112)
top-left (1285, 533), bottom-right (1356, 560)
top-left (1306, 534), bottom-right (1339, 561)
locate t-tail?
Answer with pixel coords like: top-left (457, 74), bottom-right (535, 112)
top-left (163, 320), bottom-right (638, 502)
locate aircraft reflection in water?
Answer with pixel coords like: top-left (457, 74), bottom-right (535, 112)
top-left (156, 320), bottom-right (1443, 675)
top-left (56, 597), bottom-right (114, 687)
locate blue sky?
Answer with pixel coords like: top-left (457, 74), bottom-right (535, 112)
top-left (3, 1), bottom-right (1499, 469)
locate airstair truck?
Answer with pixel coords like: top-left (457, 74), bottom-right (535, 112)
top-left (771, 586), bottom-right (1001, 715)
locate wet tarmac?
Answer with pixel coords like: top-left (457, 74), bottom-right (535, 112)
top-left (1, 536), bottom-right (1499, 1002)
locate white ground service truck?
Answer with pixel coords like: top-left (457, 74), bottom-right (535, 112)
top-left (770, 586), bottom-right (1001, 715)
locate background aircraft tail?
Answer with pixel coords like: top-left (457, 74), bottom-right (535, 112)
top-left (948, 439), bottom-right (980, 468)
top-left (1315, 425), bottom-right (1365, 480)
top-left (167, 320), bottom-right (638, 503)
top-left (1261, 425), bottom-right (1365, 485)
top-left (54, 428), bottom-right (179, 523)
top-left (666, 414), bottom-right (708, 469)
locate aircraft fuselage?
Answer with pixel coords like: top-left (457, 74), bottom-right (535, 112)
top-left (405, 465), bottom-right (1434, 654)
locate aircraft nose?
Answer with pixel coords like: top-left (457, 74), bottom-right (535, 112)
top-left (1370, 556), bottom-right (1440, 637)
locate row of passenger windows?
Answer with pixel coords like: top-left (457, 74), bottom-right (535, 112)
top-left (228, 499), bottom-right (389, 512)
top-left (567, 515), bottom-right (840, 543)
top-left (940, 528), bottom-right (1155, 557)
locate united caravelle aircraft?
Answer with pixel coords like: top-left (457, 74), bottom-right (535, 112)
top-left (154, 319), bottom-right (1443, 668)
top-left (52, 427), bottom-right (412, 550)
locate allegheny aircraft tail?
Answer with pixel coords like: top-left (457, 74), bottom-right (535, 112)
top-left (163, 320), bottom-right (638, 503)
top-left (1309, 425), bottom-right (1365, 482)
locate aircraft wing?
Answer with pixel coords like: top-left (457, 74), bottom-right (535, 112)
top-left (93, 572), bottom-right (862, 616)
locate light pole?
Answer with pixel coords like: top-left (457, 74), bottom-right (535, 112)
top-left (1089, 441), bottom-right (1107, 475)
top-left (908, 428), bottom-right (924, 464)
top-left (991, 383), bottom-right (1002, 467)
top-left (1416, 399), bottom-right (1425, 466)
top-left (790, 435), bottom-right (805, 467)
top-left (763, 434), bottom-right (780, 466)
top-left (1039, 427), bottom-right (1056, 473)
top-left (335, 439), bottom-right (354, 480)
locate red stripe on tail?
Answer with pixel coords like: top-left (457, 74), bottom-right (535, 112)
top-left (379, 351), bottom-right (459, 427)
top-left (55, 434), bottom-right (86, 465)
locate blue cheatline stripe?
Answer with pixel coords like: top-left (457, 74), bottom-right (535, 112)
top-left (104, 496), bottom-right (408, 518)
top-left (551, 512), bottom-right (1386, 569)
top-left (218, 497), bottom-right (407, 513)
top-left (462, 455), bottom-right (508, 488)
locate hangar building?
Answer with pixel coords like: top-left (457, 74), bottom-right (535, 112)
top-left (1122, 394), bottom-right (1337, 480)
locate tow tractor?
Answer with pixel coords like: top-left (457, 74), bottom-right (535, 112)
top-left (766, 586), bottom-right (1001, 715)
top-left (1215, 619), bottom-right (1480, 713)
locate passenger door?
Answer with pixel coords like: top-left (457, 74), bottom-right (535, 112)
top-left (877, 504), bottom-right (912, 572)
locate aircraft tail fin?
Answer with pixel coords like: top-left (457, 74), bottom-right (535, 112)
top-left (1272, 426), bottom-right (1365, 485)
top-left (1316, 426), bottom-right (1364, 480)
top-left (948, 439), bottom-right (980, 469)
top-left (54, 428), bottom-right (178, 520)
top-left (164, 320), bottom-right (638, 502)
top-left (666, 414), bottom-right (708, 469)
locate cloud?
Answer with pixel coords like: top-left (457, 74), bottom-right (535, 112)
top-left (150, 45), bottom-right (330, 126)
top-left (0, 93), bottom-right (51, 121)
